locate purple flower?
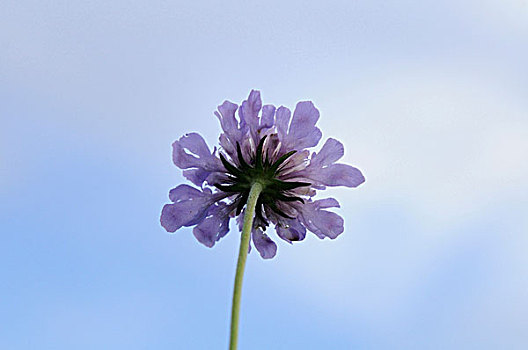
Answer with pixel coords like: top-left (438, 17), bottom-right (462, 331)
top-left (161, 90), bottom-right (365, 258)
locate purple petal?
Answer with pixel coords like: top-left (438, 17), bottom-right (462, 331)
top-left (310, 138), bottom-right (344, 167)
top-left (286, 101), bottom-right (322, 150)
top-left (192, 205), bottom-right (230, 248)
top-left (172, 133), bottom-right (220, 171)
top-left (168, 184), bottom-right (205, 202)
top-left (215, 101), bottom-right (245, 158)
top-left (276, 218), bottom-right (307, 243)
top-left (292, 138), bottom-right (365, 188)
top-left (216, 101), bottom-right (239, 133)
top-left (276, 150), bottom-right (309, 177)
top-left (265, 133), bottom-right (281, 161)
top-left (299, 199), bottom-right (344, 239)
top-left (275, 106), bottom-right (291, 141)
top-left (238, 90), bottom-right (262, 132)
top-left (312, 164), bottom-right (365, 187)
top-left (160, 185), bottom-right (214, 232)
top-left (204, 172), bottom-right (231, 187)
top-left (236, 210), bottom-right (244, 232)
top-left (314, 197), bottom-right (340, 209)
top-left (218, 133), bottom-right (236, 159)
top-left (260, 105), bottom-right (276, 129)
top-left (252, 229), bottom-right (277, 259)
top-left (182, 168), bottom-right (210, 187)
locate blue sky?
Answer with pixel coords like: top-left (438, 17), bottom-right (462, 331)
top-left (2, 1), bottom-right (528, 349)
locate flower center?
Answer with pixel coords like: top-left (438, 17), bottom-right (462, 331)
top-left (215, 136), bottom-right (311, 225)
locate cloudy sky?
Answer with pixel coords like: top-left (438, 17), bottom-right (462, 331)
top-left (2, 1), bottom-right (527, 349)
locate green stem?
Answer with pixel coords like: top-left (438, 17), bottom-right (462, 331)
top-left (229, 181), bottom-right (263, 350)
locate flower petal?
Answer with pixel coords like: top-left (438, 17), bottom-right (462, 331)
top-left (276, 218), bottom-right (307, 243)
top-left (275, 106), bottom-right (291, 141)
top-left (299, 199), bottom-right (344, 239)
top-left (260, 104), bottom-right (276, 130)
top-left (310, 138), bottom-right (344, 167)
top-left (172, 133), bottom-right (225, 186)
top-left (252, 228), bottom-right (277, 259)
top-left (291, 138), bottom-right (365, 188)
top-left (238, 90), bottom-right (262, 134)
top-left (168, 184), bottom-right (207, 202)
top-left (160, 185), bottom-right (214, 232)
top-left (311, 164), bottom-right (365, 187)
top-left (215, 101), bottom-right (245, 158)
top-left (314, 197), bottom-right (340, 209)
top-left (172, 133), bottom-right (220, 171)
top-left (218, 133), bottom-right (236, 160)
top-left (216, 101), bottom-right (239, 134)
top-left (286, 101), bottom-right (322, 150)
top-left (192, 204), bottom-right (230, 248)
top-left (182, 168), bottom-right (210, 187)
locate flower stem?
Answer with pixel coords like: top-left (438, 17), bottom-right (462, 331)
top-left (229, 181), bottom-right (263, 350)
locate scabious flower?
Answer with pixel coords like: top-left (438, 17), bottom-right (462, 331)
top-left (161, 90), bottom-right (365, 259)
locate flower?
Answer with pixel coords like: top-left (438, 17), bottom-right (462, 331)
top-left (161, 90), bottom-right (365, 259)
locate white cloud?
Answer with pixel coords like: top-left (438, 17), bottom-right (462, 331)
top-left (319, 65), bottom-right (528, 225)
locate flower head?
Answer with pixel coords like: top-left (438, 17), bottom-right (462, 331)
top-left (161, 90), bottom-right (365, 258)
